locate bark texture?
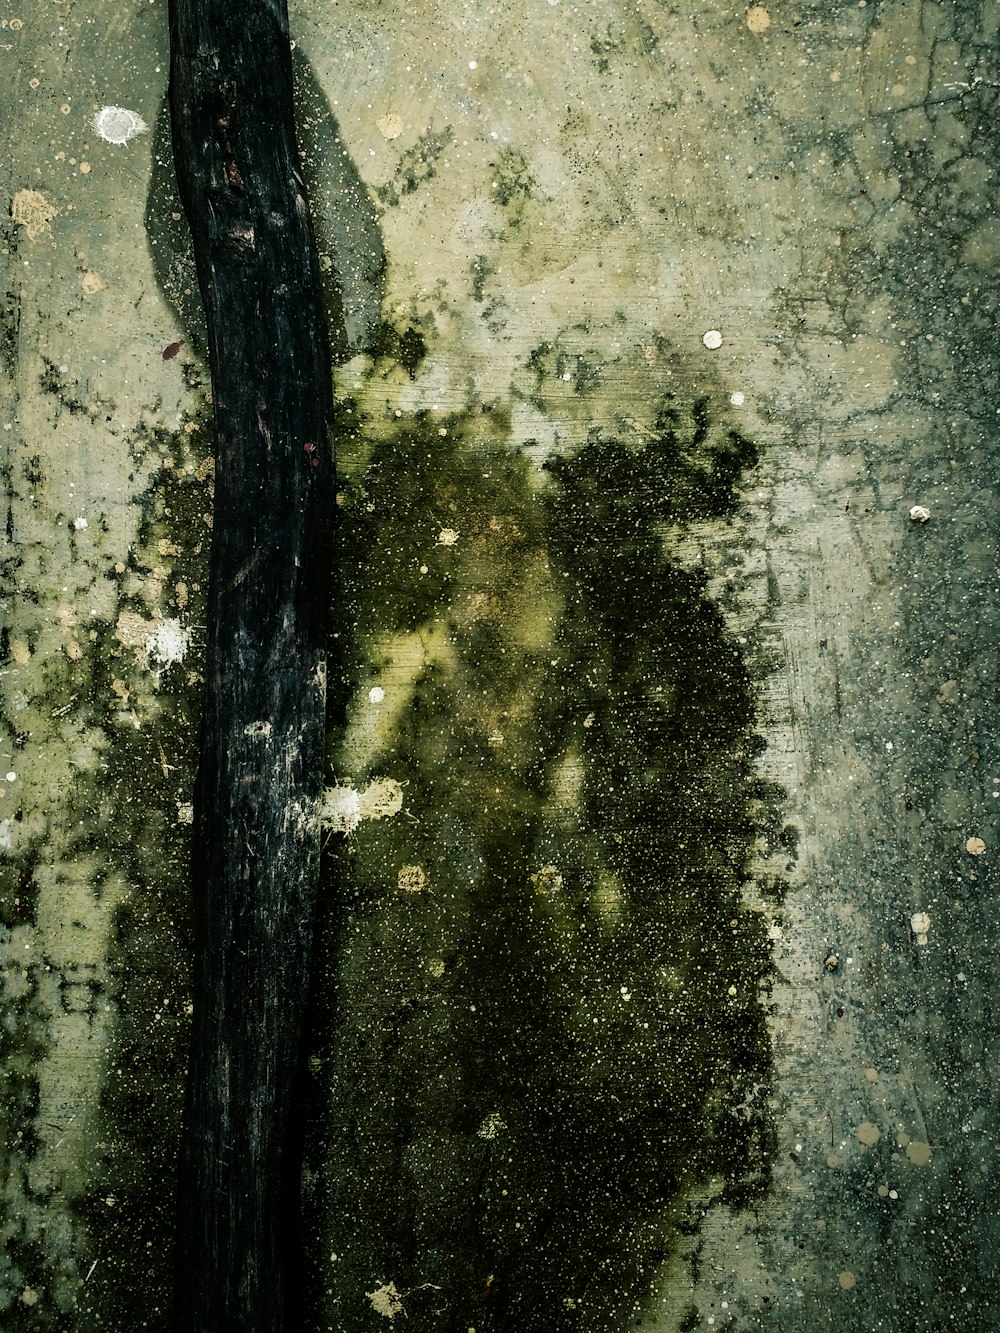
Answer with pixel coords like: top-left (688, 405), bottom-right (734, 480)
top-left (167, 0), bottom-right (337, 1328)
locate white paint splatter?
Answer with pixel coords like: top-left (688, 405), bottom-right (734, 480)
top-left (92, 105), bottom-right (148, 145)
top-left (319, 785), bottom-right (363, 834)
top-left (436, 527), bottom-right (460, 547)
top-left (702, 329), bottom-right (723, 350)
top-left (367, 1282), bottom-right (404, 1320)
top-left (145, 619), bottom-right (191, 674)
top-left (368, 686), bottom-right (386, 703)
top-left (910, 910), bottom-right (931, 945)
top-left (318, 777), bottom-right (404, 834)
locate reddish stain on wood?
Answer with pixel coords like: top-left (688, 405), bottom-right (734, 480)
top-left (162, 339), bottom-right (185, 361)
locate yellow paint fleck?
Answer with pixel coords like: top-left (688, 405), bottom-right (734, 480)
top-left (530, 864), bottom-right (563, 895)
top-left (966, 835), bottom-right (986, 855)
top-left (856, 1120), bottom-right (881, 1147)
top-left (11, 187), bottom-right (56, 240)
top-left (377, 111), bottom-right (404, 140)
top-left (80, 270), bottom-right (104, 294)
top-left (746, 5), bottom-right (770, 33)
top-left (398, 865), bottom-right (427, 894)
top-left (905, 1140), bottom-right (932, 1166)
top-left (838, 1271), bottom-right (856, 1290)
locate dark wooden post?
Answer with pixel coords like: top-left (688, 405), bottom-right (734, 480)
top-left (167, 0), bottom-right (337, 1327)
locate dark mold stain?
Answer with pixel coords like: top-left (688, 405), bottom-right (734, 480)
top-left (304, 396), bottom-right (779, 1331)
top-left (375, 126), bottom-right (455, 209)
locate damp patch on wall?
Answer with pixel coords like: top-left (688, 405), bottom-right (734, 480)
top-left (303, 393), bottom-right (784, 1331)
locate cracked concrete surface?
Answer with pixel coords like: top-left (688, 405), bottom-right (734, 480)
top-left (2, 0), bottom-right (998, 1328)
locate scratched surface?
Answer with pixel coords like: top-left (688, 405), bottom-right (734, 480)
top-left (2, 0), bottom-right (998, 1328)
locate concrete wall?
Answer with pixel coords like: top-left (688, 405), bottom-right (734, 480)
top-left (2, 0), bottom-right (997, 1327)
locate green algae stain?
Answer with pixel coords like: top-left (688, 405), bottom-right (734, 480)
top-left (70, 406), bottom-right (215, 1332)
top-left (0, 390), bottom-right (215, 1330)
top-left (307, 397), bottom-right (777, 1331)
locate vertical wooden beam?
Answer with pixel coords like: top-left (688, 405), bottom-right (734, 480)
top-left (167, 1), bottom-right (336, 1327)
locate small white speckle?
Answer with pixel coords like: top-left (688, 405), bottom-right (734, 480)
top-left (92, 105), bottom-right (148, 145)
top-left (703, 329), bottom-right (723, 350)
top-left (5, 772), bottom-right (16, 783)
top-left (468, 59), bottom-right (478, 69)
top-left (730, 390), bottom-right (745, 406)
top-left (909, 504), bottom-right (931, 523)
top-left (368, 686), bottom-right (385, 703)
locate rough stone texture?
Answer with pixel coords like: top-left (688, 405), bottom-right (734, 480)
top-left (2, 0), bottom-right (998, 1329)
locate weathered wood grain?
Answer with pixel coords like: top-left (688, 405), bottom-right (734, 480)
top-left (167, 0), bottom-right (337, 1327)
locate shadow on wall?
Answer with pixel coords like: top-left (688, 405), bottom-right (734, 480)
top-left (144, 48), bottom-right (386, 361)
top-left (305, 396), bottom-right (785, 1331)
